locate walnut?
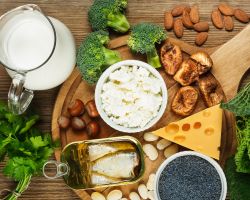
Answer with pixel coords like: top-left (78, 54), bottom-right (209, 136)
top-left (172, 86), bottom-right (199, 116)
top-left (173, 59), bottom-right (199, 86)
top-left (160, 42), bottom-right (183, 75)
top-left (198, 75), bottom-right (224, 107)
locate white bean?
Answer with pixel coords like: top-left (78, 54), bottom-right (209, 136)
top-left (164, 144), bottom-right (179, 158)
top-left (143, 132), bottom-right (159, 142)
top-left (107, 190), bottom-right (122, 200)
top-left (138, 184), bottom-right (148, 199)
top-left (146, 173), bottom-right (156, 191)
top-left (156, 139), bottom-right (172, 150)
top-left (143, 144), bottom-right (158, 161)
top-left (129, 192), bottom-right (140, 200)
top-left (91, 192), bottom-right (106, 200)
top-left (148, 190), bottom-right (155, 200)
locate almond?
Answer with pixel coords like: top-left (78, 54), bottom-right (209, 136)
top-left (218, 3), bottom-right (234, 16)
top-left (195, 32), bottom-right (208, 46)
top-left (234, 9), bottom-right (249, 23)
top-left (172, 5), bottom-right (186, 17)
top-left (164, 12), bottom-right (174, 30)
top-left (194, 21), bottom-right (209, 32)
top-left (190, 5), bottom-right (200, 24)
top-left (211, 10), bottom-right (224, 29)
top-left (182, 10), bottom-right (193, 29)
top-left (184, 6), bottom-right (191, 13)
top-left (224, 16), bottom-right (234, 31)
top-left (173, 18), bottom-right (184, 38)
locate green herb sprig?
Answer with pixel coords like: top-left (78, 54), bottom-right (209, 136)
top-left (0, 101), bottom-right (58, 200)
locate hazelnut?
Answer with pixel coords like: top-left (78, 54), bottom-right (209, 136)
top-left (85, 100), bottom-right (99, 118)
top-left (71, 117), bottom-right (86, 131)
top-left (87, 121), bottom-right (100, 138)
top-left (57, 115), bottom-right (70, 129)
top-left (68, 99), bottom-right (85, 117)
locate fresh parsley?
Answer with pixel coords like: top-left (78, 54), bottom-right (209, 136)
top-left (0, 101), bottom-right (58, 200)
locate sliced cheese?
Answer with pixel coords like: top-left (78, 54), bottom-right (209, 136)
top-left (153, 105), bottom-right (223, 160)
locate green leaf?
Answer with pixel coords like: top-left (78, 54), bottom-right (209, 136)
top-left (0, 134), bottom-right (12, 161)
top-left (3, 157), bottom-right (36, 181)
top-left (0, 121), bottom-right (13, 136)
top-left (225, 157), bottom-right (250, 200)
top-left (20, 115), bottom-right (39, 134)
top-left (30, 136), bottom-right (48, 149)
top-left (221, 83), bottom-right (250, 116)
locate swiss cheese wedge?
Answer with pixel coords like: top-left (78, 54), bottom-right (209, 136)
top-left (153, 105), bottom-right (223, 159)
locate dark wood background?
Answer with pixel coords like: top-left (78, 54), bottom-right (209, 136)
top-left (0, 0), bottom-right (249, 199)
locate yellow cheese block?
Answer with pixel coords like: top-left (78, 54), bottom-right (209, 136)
top-left (153, 105), bottom-right (223, 160)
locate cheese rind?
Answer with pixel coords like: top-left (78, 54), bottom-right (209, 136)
top-left (153, 105), bottom-right (223, 159)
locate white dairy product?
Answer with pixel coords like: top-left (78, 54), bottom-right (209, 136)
top-left (0, 10), bottom-right (55, 71)
top-left (101, 65), bottom-right (163, 128)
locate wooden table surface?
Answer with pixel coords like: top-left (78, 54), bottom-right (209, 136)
top-left (0, 0), bottom-right (249, 199)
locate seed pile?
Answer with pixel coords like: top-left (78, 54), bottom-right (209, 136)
top-left (158, 155), bottom-right (222, 200)
top-left (164, 3), bottom-right (250, 46)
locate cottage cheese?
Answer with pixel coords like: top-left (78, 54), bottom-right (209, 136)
top-left (101, 65), bottom-right (163, 128)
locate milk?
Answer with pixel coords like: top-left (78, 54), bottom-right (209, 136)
top-left (0, 10), bottom-right (55, 71)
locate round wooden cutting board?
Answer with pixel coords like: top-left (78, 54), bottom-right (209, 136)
top-left (51, 25), bottom-right (250, 199)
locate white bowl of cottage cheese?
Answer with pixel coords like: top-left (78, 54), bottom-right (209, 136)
top-left (95, 60), bottom-right (168, 133)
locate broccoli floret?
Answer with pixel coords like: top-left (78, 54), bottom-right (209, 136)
top-left (88, 0), bottom-right (130, 33)
top-left (76, 31), bottom-right (121, 84)
top-left (128, 23), bottom-right (167, 68)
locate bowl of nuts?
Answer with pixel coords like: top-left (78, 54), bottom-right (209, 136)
top-left (95, 60), bottom-right (168, 133)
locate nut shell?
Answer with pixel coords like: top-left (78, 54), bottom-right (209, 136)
top-left (68, 99), bottom-right (85, 117)
top-left (172, 86), bottom-right (199, 116)
top-left (190, 5), bottom-right (200, 24)
top-left (172, 5), bottom-right (186, 17)
top-left (195, 32), bottom-right (208, 46)
top-left (71, 117), bottom-right (86, 131)
top-left (57, 116), bottom-right (70, 129)
top-left (193, 22), bottom-right (209, 32)
top-left (234, 9), bottom-right (249, 23)
top-left (190, 51), bottom-right (213, 75)
top-left (87, 121), bottom-right (100, 138)
top-left (164, 12), bottom-right (174, 30)
top-left (174, 59), bottom-right (199, 86)
top-left (173, 18), bottom-right (184, 38)
top-left (85, 100), bottom-right (99, 118)
top-left (160, 42), bottom-right (183, 75)
top-left (218, 3), bottom-right (234, 16)
top-left (211, 10), bottom-right (224, 29)
top-left (224, 16), bottom-right (234, 31)
top-left (182, 10), bottom-right (193, 29)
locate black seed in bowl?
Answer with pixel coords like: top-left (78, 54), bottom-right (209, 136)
top-left (158, 155), bottom-right (222, 200)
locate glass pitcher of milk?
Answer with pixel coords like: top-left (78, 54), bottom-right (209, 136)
top-left (0, 4), bottom-right (56, 114)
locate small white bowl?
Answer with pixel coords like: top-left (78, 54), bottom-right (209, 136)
top-left (95, 60), bottom-right (168, 133)
top-left (154, 151), bottom-right (227, 200)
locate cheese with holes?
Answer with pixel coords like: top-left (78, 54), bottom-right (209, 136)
top-left (153, 105), bottom-right (223, 159)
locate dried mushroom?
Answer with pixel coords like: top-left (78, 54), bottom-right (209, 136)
top-left (174, 59), bottom-right (199, 86)
top-left (198, 75), bottom-right (224, 107)
top-left (160, 42), bottom-right (183, 75)
top-left (190, 52), bottom-right (213, 75)
top-left (172, 86), bottom-right (199, 116)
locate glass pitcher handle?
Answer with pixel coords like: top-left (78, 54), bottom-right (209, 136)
top-left (8, 73), bottom-right (34, 115)
top-left (43, 160), bottom-right (69, 179)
